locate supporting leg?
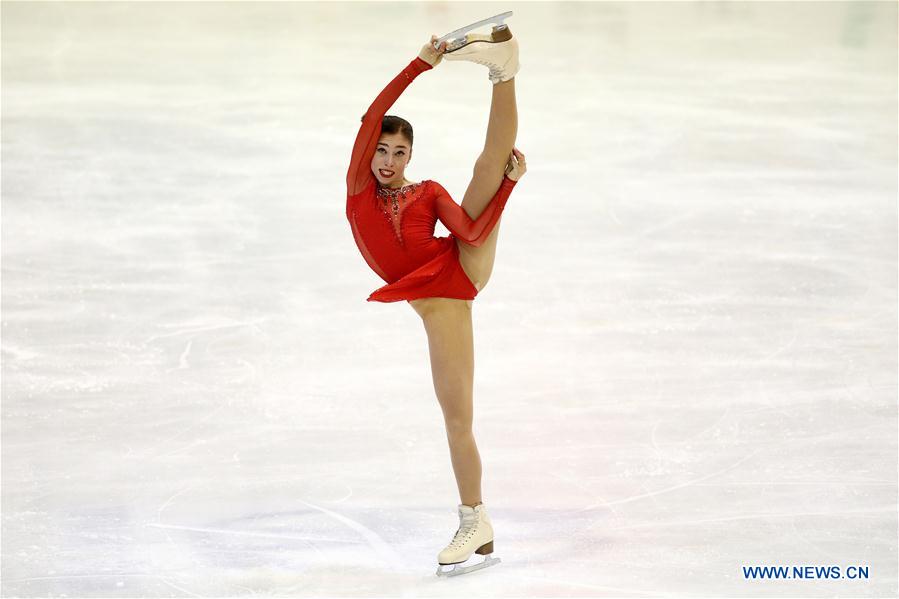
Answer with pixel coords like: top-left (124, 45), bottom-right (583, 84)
top-left (409, 297), bottom-right (482, 506)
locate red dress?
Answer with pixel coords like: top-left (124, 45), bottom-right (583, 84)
top-left (346, 56), bottom-right (517, 303)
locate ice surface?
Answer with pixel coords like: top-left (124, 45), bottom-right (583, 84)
top-left (2, 2), bottom-right (896, 597)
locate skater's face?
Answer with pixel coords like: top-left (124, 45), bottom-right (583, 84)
top-left (371, 132), bottom-right (412, 188)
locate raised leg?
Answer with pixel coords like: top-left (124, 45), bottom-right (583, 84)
top-left (457, 78), bottom-right (517, 292)
top-left (408, 297), bottom-right (482, 506)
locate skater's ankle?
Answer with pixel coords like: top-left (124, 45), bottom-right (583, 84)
top-left (463, 501), bottom-right (483, 508)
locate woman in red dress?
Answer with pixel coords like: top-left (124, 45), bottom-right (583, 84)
top-left (346, 27), bottom-right (525, 573)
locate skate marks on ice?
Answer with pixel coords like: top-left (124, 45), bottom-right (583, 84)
top-left (295, 499), bottom-right (404, 567)
top-left (142, 493), bottom-right (410, 593)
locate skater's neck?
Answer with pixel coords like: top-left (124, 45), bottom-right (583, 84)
top-left (382, 179), bottom-right (417, 189)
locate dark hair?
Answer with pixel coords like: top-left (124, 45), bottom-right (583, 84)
top-left (381, 115), bottom-right (413, 147)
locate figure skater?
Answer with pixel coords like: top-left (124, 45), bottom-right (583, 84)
top-left (345, 14), bottom-right (525, 577)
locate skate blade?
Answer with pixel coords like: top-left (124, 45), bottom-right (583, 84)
top-left (435, 554), bottom-right (501, 577)
top-left (434, 11), bottom-right (513, 50)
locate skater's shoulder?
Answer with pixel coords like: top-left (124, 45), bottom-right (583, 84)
top-left (425, 179), bottom-right (448, 194)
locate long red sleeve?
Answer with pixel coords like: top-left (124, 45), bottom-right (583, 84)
top-left (346, 57), bottom-right (433, 197)
top-left (434, 176), bottom-right (517, 247)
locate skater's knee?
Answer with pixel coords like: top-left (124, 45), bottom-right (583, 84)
top-left (443, 414), bottom-right (473, 439)
top-left (434, 384), bottom-right (474, 437)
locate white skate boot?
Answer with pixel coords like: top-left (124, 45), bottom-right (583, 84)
top-left (437, 12), bottom-right (520, 84)
top-left (435, 503), bottom-right (501, 577)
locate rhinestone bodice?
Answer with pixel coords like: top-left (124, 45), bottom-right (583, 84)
top-left (376, 181), bottom-right (424, 242)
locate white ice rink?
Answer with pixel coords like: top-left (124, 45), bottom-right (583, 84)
top-left (2, 1), bottom-right (897, 597)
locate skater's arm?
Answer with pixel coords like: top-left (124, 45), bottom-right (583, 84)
top-left (346, 57), bottom-right (433, 197)
top-left (434, 176), bottom-right (517, 247)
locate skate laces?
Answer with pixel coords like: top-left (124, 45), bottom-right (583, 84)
top-left (468, 48), bottom-right (516, 83)
top-left (449, 511), bottom-right (479, 547)
top-left (455, 56), bottom-right (502, 83)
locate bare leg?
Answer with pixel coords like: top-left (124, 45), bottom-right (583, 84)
top-left (408, 297), bottom-right (482, 506)
top-left (457, 78), bottom-right (518, 292)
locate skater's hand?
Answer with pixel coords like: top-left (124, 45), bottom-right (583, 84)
top-left (419, 35), bottom-right (447, 67)
top-left (505, 148), bottom-right (527, 181)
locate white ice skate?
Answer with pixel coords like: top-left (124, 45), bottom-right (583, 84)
top-left (435, 503), bottom-right (501, 578)
top-left (436, 12), bottom-right (520, 84)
